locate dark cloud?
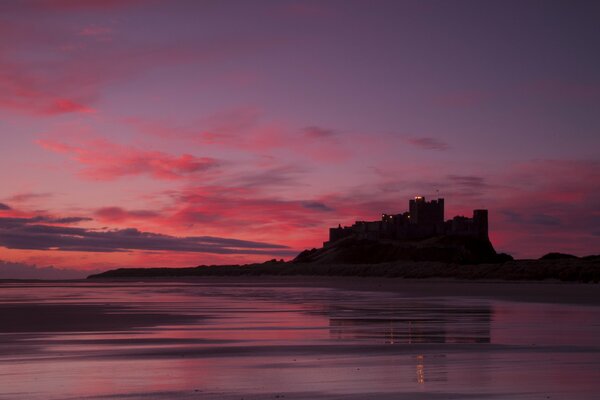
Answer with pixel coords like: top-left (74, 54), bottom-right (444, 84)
top-left (500, 210), bottom-right (562, 228)
top-left (7, 192), bottom-right (53, 203)
top-left (301, 201), bottom-right (334, 212)
top-left (406, 137), bottom-right (449, 151)
top-left (39, 216), bottom-right (93, 224)
top-left (303, 126), bottom-right (337, 139)
top-left (500, 210), bottom-right (522, 224)
top-left (0, 203), bottom-right (11, 210)
top-left (0, 216), bottom-right (92, 225)
top-left (230, 165), bottom-right (306, 188)
top-left (0, 216), bottom-right (295, 256)
top-left (530, 213), bottom-right (562, 226)
top-left (37, 139), bottom-right (221, 181)
top-left (442, 175), bottom-right (491, 198)
top-left (447, 175), bottom-right (487, 189)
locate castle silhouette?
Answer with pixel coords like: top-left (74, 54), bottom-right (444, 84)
top-left (326, 196), bottom-right (488, 246)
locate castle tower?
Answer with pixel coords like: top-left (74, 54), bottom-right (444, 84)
top-left (409, 196), bottom-right (444, 225)
top-left (436, 198), bottom-right (445, 224)
top-left (472, 209), bottom-right (488, 239)
top-left (408, 196), bottom-right (424, 224)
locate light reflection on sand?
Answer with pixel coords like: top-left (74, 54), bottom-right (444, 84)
top-left (0, 281), bottom-right (599, 399)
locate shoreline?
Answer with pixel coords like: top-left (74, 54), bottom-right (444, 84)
top-left (9, 275), bottom-right (597, 306)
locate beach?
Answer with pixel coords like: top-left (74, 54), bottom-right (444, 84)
top-left (1, 277), bottom-right (599, 399)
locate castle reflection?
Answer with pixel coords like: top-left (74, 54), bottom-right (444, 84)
top-left (328, 301), bottom-right (491, 344)
top-left (328, 301), bottom-right (490, 384)
top-left (415, 354), bottom-right (425, 384)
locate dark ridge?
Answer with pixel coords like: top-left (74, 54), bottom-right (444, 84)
top-left (88, 257), bottom-right (600, 283)
top-left (582, 255), bottom-right (600, 261)
top-left (540, 252), bottom-right (579, 260)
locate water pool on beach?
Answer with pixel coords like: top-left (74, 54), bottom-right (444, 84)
top-left (1, 280), bottom-right (599, 400)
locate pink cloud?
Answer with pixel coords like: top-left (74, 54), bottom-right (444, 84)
top-left (0, 57), bottom-right (96, 116)
top-left (0, 15), bottom-right (273, 117)
top-left (197, 118), bottom-right (351, 162)
top-left (94, 207), bottom-right (160, 223)
top-left (82, 185), bottom-right (383, 253)
top-left (148, 185), bottom-right (337, 249)
top-left (163, 186), bottom-right (450, 251)
top-left (37, 138), bottom-right (220, 181)
top-left (0, 20), bottom-right (98, 116)
top-left (128, 110), bottom-right (352, 163)
top-left (45, 98), bottom-right (95, 114)
top-left (194, 108), bottom-right (288, 151)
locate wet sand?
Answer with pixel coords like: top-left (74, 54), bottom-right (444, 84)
top-left (92, 275), bottom-right (600, 305)
top-left (1, 278), bottom-right (599, 399)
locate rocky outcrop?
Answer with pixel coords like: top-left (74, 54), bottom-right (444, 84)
top-left (293, 235), bottom-right (510, 264)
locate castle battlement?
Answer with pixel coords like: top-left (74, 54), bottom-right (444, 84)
top-left (326, 196), bottom-right (488, 246)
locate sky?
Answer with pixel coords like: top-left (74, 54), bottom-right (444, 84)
top-left (0, 0), bottom-right (599, 277)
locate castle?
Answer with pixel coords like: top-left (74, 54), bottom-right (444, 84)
top-left (326, 196), bottom-right (488, 246)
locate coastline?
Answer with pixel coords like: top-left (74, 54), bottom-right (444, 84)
top-left (88, 256), bottom-right (600, 283)
top-left (78, 275), bottom-right (600, 306)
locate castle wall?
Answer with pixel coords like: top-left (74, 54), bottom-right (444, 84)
top-left (327, 197), bottom-right (488, 244)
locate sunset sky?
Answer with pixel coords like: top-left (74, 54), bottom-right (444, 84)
top-left (1, 0), bottom-right (599, 276)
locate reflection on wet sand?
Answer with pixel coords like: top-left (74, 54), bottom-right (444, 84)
top-left (0, 282), bottom-right (599, 400)
top-left (416, 354), bottom-right (426, 384)
top-left (328, 302), bottom-right (491, 344)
